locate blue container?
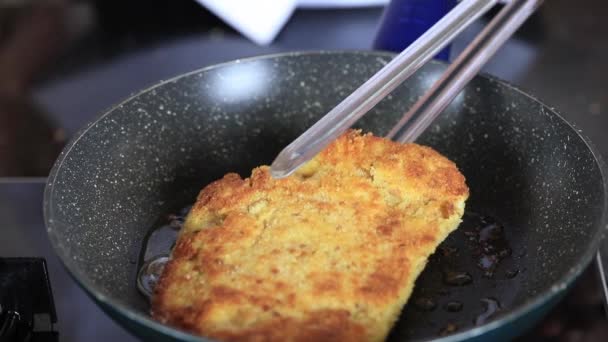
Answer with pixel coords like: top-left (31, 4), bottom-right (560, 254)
top-left (373, 0), bottom-right (457, 61)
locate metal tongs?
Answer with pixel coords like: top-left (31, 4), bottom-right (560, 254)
top-left (270, 0), bottom-right (608, 317)
top-left (270, 0), bottom-right (543, 178)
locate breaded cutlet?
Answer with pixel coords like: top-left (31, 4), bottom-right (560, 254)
top-left (152, 129), bottom-right (469, 341)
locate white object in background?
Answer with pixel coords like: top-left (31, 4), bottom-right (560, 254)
top-left (195, 0), bottom-right (391, 46)
top-left (298, 0), bottom-right (389, 8)
top-left (194, 0), bottom-right (297, 46)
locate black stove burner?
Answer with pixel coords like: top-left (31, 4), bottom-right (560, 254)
top-left (0, 258), bottom-right (58, 342)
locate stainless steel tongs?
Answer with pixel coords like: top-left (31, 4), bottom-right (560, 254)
top-left (270, 0), bottom-right (543, 179)
top-left (270, 0), bottom-right (608, 318)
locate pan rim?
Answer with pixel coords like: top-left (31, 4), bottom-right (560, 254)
top-left (43, 49), bottom-right (608, 342)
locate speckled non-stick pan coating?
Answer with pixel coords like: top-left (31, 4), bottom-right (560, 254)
top-left (44, 51), bottom-right (607, 341)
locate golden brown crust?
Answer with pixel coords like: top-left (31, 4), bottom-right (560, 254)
top-left (152, 130), bottom-right (469, 341)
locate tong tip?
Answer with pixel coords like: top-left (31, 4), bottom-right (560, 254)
top-left (269, 148), bottom-right (302, 179)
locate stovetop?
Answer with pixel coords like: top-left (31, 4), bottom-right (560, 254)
top-left (0, 182), bottom-right (137, 342)
top-left (0, 258), bottom-right (57, 342)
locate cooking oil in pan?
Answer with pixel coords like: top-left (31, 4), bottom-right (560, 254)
top-left (439, 322), bottom-right (458, 336)
top-left (389, 212), bottom-right (522, 340)
top-left (137, 208), bottom-right (521, 340)
top-left (137, 206), bottom-right (191, 298)
top-left (474, 297), bottom-right (501, 325)
top-left (137, 255), bottom-right (169, 297)
top-left (444, 301), bottom-right (464, 312)
top-left (413, 297), bottom-right (438, 311)
top-left (443, 270), bottom-right (473, 286)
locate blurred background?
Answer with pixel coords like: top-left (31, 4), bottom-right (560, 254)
top-left (0, 0), bottom-right (606, 178)
top-left (1, 0), bottom-right (607, 341)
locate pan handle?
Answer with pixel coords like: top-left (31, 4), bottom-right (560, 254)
top-left (596, 247), bottom-right (608, 318)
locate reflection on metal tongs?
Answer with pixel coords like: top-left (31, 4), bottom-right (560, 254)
top-left (270, 0), bottom-right (543, 178)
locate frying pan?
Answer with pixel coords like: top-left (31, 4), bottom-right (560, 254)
top-left (44, 51), bottom-right (608, 341)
